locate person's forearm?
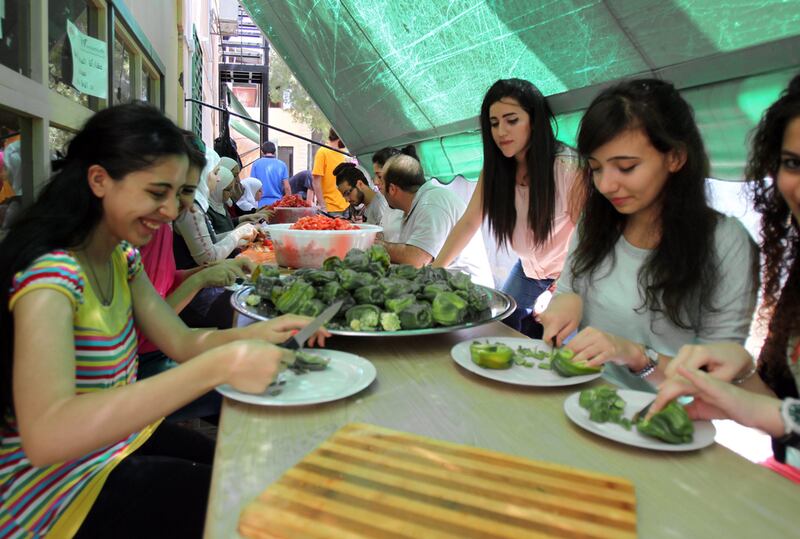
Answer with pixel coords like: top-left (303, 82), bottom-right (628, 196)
top-left (312, 176), bottom-right (326, 211)
top-left (433, 214), bottom-right (481, 268)
top-left (19, 351), bottom-right (228, 467)
top-left (165, 272), bottom-right (206, 314)
top-left (283, 180), bottom-right (291, 196)
top-left (175, 267), bottom-right (203, 286)
top-left (381, 241), bottom-right (432, 268)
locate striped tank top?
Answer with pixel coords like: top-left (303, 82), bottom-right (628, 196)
top-left (0, 244), bottom-right (159, 538)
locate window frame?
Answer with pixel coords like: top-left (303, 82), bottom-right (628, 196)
top-left (0, 0), bottom-right (167, 211)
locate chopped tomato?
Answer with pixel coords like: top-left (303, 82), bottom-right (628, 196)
top-left (266, 194), bottom-right (311, 209)
top-left (290, 215), bottom-right (358, 231)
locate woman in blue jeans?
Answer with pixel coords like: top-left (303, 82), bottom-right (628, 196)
top-left (434, 79), bottom-right (585, 337)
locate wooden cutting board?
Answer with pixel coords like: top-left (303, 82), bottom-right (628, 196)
top-left (238, 423), bottom-right (637, 539)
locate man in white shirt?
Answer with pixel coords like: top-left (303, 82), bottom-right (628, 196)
top-left (378, 154), bottom-right (493, 287)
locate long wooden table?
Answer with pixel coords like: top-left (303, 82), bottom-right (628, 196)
top-left (204, 322), bottom-right (799, 538)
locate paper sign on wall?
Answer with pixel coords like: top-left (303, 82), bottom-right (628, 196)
top-left (67, 20), bottom-right (108, 99)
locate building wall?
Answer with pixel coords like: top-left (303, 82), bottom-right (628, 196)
top-left (120, 0), bottom-right (179, 120)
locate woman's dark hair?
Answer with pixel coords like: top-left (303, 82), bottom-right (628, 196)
top-left (383, 154), bottom-right (425, 193)
top-left (372, 145), bottom-right (417, 166)
top-left (747, 73), bottom-right (800, 396)
top-left (0, 102), bottom-right (188, 424)
top-left (480, 78), bottom-right (561, 248)
top-left (572, 78), bottom-right (726, 329)
top-left (182, 130), bottom-right (207, 171)
top-left (333, 162), bottom-right (366, 188)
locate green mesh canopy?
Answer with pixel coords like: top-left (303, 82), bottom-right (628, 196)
top-left (241, 0), bottom-right (800, 181)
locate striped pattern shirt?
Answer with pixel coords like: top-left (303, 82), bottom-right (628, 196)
top-left (1, 244), bottom-right (158, 538)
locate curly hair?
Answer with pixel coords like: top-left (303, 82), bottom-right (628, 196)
top-left (747, 73), bottom-right (800, 397)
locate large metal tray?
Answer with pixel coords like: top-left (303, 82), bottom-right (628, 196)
top-left (231, 284), bottom-right (516, 337)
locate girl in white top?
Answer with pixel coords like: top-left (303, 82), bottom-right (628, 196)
top-left (433, 79), bottom-right (584, 337)
top-left (174, 149), bottom-right (256, 266)
top-left (541, 79), bottom-right (758, 381)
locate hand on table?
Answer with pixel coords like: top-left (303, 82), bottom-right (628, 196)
top-left (197, 261), bottom-right (247, 288)
top-left (221, 340), bottom-right (289, 394)
top-left (565, 327), bottom-right (645, 369)
top-left (244, 314), bottom-right (331, 347)
top-left (233, 223), bottom-right (258, 245)
top-left (647, 366), bottom-right (784, 436)
top-left (539, 293), bottom-right (582, 346)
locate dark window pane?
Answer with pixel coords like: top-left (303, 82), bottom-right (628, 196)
top-left (48, 0), bottom-right (100, 109)
top-left (0, 0), bottom-right (31, 77)
top-left (113, 34), bottom-right (132, 104)
top-left (0, 108), bottom-right (25, 233)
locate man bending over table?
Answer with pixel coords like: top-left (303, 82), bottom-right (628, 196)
top-left (377, 154), bottom-right (493, 287)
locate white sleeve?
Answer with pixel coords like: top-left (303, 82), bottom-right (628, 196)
top-left (403, 202), bottom-right (455, 258)
top-left (696, 218), bottom-right (759, 344)
top-left (174, 208), bottom-right (239, 265)
top-left (553, 229), bottom-right (579, 295)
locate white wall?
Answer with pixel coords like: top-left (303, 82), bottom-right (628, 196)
top-left (120, 0), bottom-right (180, 120)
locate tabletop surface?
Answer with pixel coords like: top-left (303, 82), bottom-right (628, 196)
top-left (205, 322), bottom-right (799, 538)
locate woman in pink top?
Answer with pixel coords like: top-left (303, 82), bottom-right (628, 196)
top-left (434, 79), bottom-right (584, 337)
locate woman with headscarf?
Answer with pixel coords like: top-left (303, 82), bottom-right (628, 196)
top-left (173, 149), bottom-right (257, 269)
top-left (237, 177), bottom-right (263, 214)
top-left (218, 156), bottom-right (245, 213)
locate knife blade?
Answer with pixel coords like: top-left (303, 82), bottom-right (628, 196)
top-left (280, 299), bottom-right (343, 351)
top-left (601, 362), bottom-right (657, 394)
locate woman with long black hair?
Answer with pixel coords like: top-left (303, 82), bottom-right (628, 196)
top-left (541, 79), bottom-right (758, 380)
top-left (433, 78), bottom-right (585, 337)
top-left (0, 103), bottom-right (326, 537)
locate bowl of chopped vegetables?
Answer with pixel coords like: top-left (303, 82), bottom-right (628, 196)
top-left (266, 219), bottom-right (383, 268)
top-left (263, 194), bottom-right (316, 224)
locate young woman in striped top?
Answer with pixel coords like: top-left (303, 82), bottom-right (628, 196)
top-left (0, 103), bottom-right (327, 538)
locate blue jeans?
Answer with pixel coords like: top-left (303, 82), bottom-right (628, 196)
top-left (500, 260), bottom-right (553, 339)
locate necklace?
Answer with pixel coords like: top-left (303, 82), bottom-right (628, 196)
top-left (83, 255), bottom-right (114, 306)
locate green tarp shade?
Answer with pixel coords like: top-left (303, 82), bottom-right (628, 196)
top-left (242, 0), bottom-right (800, 181)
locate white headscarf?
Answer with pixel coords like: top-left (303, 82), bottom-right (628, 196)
top-left (237, 177), bottom-right (262, 212)
top-left (218, 156), bottom-right (239, 173)
top-left (195, 147), bottom-right (220, 212)
top-left (209, 167), bottom-right (234, 214)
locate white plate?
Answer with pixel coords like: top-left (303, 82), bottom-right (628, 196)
top-left (451, 337), bottom-right (602, 387)
top-left (564, 389), bottom-right (717, 452)
top-left (215, 349), bottom-right (376, 406)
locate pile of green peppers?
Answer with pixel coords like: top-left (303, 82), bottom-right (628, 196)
top-left (247, 245), bottom-right (494, 332)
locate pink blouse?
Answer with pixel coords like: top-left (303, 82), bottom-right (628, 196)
top-left (509, 150), bottom-right (582, 280)
top-left (137, 223), bottom-right (178, 354)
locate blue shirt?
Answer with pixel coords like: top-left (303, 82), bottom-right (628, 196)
top-left (288, 170), bottom-right (313, 197)
top-left (250, 156), bottom-right (288, 205)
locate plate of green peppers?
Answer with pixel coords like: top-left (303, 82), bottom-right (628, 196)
top-left (564, 388), bottom-right (716, 451)
top-left (450, 338), bottom-right (603, 387)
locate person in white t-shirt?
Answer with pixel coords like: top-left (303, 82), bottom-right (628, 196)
top-left (334, 162), bottom-right (390, 226)
top-left (377, 153), bottom-right (493, 287)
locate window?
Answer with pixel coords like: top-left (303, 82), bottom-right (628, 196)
top-left (192, 27), bottom-right (203, 138)
top-left (0, 0), bottom-right (31, 77)
top-left (278, 146), bottom-right (294, 176)
top-left (0, 108), bottom-right (26, 234)
top-left (141, 59), bottom-right (160, 107)
top-left (48, 0), bottom-right (101, 110)
top-left (112, 32), bottom-right (133, 104)
top-left (49, 125), bottom-right (76, 160)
